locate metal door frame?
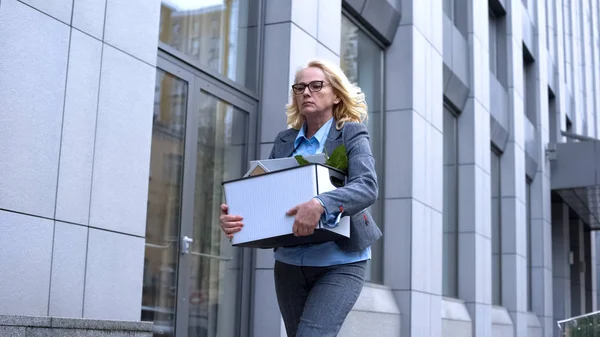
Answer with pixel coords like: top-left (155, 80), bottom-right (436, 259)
top-left (156, 54), bottom-right (257, 337)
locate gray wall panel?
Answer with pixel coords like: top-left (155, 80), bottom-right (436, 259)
top-left (290, 0), bottom-right (318, 37)
top-left (20, 0), bottom-right (72, 24)
top-left (89, 46), bottom-right (155, 237)
top-left (451, 23), bottom-right (470, 87)
top-left (490, 75), bottom-right (509, 130)
top-left (385, 26), bottom-right (413, 112)
top-left (0, 0), bottom-right (69, 218)
top-left (55, 29), bottom-right (102, 225)
top-left (0, 211), bottom-right (53, 316)
top-left (72, 0), bottom-right (107, 40)
top-left (522, 5), bottom-right (535, 61)
top-left (49, 222), bottom-right (87, 318)
top-left (83, 228), bottom-right (145, 321)
top-left (317, 0), bottom-right (341, 54)
top-left (252, 270), bottom-right (282, 337)
top-left (265, 0), bottom-right (291, 24)
top-left (260, 23), bottom-right (291, 143)
top-left (103, 0), bottom-right (160, 65)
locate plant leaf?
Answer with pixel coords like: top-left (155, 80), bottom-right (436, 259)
top-left (325, 145), bottom-right (348, 171)
top-left (294, 155), bottom-right (310, 166)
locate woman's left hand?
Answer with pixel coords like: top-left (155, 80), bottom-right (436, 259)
top-left (286, 199), bottom-right (324, 236)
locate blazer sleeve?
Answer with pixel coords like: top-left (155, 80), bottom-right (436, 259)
top-left (316, 122), bottom-right (379, 217)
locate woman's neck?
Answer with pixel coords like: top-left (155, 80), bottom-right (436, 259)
top-left (305, 114), bottom-right (332, 139)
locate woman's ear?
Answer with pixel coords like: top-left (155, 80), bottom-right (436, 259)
top-left (333, 96), bottom-right (341, 105)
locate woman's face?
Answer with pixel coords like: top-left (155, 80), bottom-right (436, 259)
top-left (293, 67), bottom-right (340, 118)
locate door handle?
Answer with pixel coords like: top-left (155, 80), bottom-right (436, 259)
top-left (181, 236), bottom-right (193, 254)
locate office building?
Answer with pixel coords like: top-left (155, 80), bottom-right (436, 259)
top-left (1, 0), bottom-right (599, 336)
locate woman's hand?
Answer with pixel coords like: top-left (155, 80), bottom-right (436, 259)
top-left (286, 199), bottom-right (324, 236)
top-left (219, 204), bottom-right (243, 239)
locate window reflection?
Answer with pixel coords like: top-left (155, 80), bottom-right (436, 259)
top-left (159, 0), bottom-right (259, 90)
top-left (188, 92), bottom-right (247, 337)
top-left (340, 15), bottom-right (384, 283)
top-left (142, 69), bottom-right (188, 337)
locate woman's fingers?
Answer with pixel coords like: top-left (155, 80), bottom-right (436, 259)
top-left (223, 226), bottom-right (243, 235)
top-left (220, 214), bottom-right (243, 223)
top-left (222, 221), bottom-right (244, 228)
top-left (218, 204), bottom-right (243, 238)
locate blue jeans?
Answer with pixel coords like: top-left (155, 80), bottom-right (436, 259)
top-left (274, 260), bottom-right (367, 337)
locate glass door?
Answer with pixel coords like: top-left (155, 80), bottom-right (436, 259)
top-left (178, 77), bottom-right (255, 337)
top-left (143, 58), bottom-right (256, 337)
top-left (142, 64), bottom-right (194, 337)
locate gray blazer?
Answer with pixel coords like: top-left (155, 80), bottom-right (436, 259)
top-left (268, 121), bottom-right (383, 252)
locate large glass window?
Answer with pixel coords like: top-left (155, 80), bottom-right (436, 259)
top-left (159, 0), bottom-right (260, 90)
top-left (443, 107), bottom-right (459, 297)
top-left (491, 148), bottom-right (502, 305)
top-left (340, 15), bottom-right (384, 283)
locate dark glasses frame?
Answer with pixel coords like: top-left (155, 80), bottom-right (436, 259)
top-left (291, 80), bottom-right (328, 95)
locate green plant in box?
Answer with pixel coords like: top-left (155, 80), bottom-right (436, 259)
top-left (294, 145), bottom-right (348, 172)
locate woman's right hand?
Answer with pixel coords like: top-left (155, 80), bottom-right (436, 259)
top-left (219, 204), bottom-right (244, 239)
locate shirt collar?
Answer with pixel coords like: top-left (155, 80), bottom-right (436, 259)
top-left (294, 118), bottom-right (334, 149)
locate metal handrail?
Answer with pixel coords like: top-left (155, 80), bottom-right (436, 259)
top-left (557, 310), bottom-right (600, 326)
top-left (144, 242), bottom-right (233, 261)
top-left (189, 251), bottom-right (233, 261)
top-left (557, 310), bottom-right (600, 336)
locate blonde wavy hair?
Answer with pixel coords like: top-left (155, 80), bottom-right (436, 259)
top-left (285, 59), bottom-right (368, 130)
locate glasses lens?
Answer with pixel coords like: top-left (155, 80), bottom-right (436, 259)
top-left (292, 84), bottom-right (305, 94)
top-left (309, 81), bottom-right (323, 91)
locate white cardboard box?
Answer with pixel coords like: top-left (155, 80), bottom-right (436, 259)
top-left (222, 163), bottom-right (350, 248)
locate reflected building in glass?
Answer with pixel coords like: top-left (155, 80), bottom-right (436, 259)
top-left (2, 1), bottom-right (600, 337)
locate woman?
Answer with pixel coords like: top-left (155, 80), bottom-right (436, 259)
top-left (219, 59), bottom-right (382, 337)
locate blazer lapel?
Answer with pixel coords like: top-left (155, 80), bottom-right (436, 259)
top-left (324, 123), bottom-right (343, 156)
top-left (275, 129), bottom-right (299, 158)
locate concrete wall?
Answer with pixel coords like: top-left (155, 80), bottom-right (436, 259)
top-left (0, 0), bottom-right (160, 321)
top-left (2, 0), bottom-right (600, 335)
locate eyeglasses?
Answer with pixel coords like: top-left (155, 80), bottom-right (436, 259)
top-left (291, 81), bottom-right (327, 95)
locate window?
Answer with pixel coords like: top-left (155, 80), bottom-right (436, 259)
top-left (340, 14), bottom-right (385, 283)
top-left (443, 106), bottom-right (459, 297)
top-left (524, 57), bottom-right (536, 124)
top-left (159, 0), bottom-right (260, 90)
top-left (491, 148), bottom-right (502, 305)
top-left (488, 8), bottom-right (507, 86)
top-left (489, 12), bottom-right (498, 76)
top-left (444, 0), bottom-right (467, 36)
top-left (526, 179), bottom-right (532, 311)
